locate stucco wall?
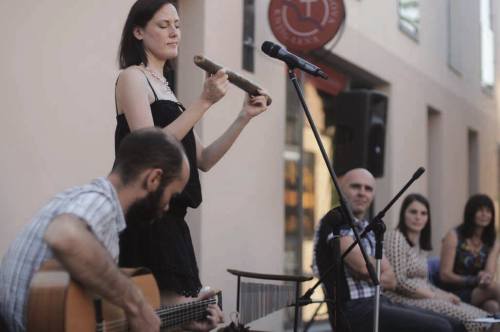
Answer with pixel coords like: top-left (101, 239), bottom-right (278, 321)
top-left (0, 1), bottom-right (498, 331)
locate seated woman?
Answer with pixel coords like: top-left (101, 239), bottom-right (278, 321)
top-left (440, 194), bottom-right (500, 313)
top-left (385, 193), bottom-right (496, 332)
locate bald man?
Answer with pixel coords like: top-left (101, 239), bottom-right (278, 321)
top-left (314, 168), bottom-right (465, 332)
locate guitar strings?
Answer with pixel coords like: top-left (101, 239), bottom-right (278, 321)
top-left (96, 300), bottom-right (214, 329)
top-left (96, 298), bottom-right (217, 332)
top-left (97, 307), bottom-right (209, 332)
top-left (97, 301), bottom-right (214, 331)
top-left (99, 296), bottom-right (215, 326)
top-left (97, 307), bottom-right (211, 332)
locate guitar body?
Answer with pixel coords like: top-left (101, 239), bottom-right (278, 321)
top-left (27, 262), bottom-right (160, 332)
top-left (27, 261), bottom-right (221, 332)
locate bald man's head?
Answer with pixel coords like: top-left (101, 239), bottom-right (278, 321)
top-left (340, 168), bottom-right (375, 219)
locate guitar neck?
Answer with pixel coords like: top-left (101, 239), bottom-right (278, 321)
top-left (158, 297), bottom-right (218, 329)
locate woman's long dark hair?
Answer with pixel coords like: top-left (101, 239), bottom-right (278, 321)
top-left (457, 194), bottom-right (496, 247)
top-left (118, 0), bottom-right (173, 76)
top-left (397, 193), bottom-right (432, 250)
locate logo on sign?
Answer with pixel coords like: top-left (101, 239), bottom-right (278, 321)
top-left (268, 0), bottom-right (345, 52)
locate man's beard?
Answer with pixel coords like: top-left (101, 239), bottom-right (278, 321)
top-left (125, 183), bottom-right (166, 227)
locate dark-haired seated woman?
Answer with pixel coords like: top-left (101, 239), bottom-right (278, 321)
top-left (440, 194), bottom-right (500, 313)
top-left (385, 194), bottom-right (496, 332)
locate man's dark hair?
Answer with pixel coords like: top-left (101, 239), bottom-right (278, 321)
top-left (398, 193), bottom-right (432, 251)
top-left (112, 128), bottom-right (185, 186)
top-left (118, 0), bottom-right (174, 76)
top-left (458, 194), bottom-right (496, 247)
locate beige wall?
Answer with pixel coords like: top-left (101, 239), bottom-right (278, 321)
top-left (346, 0), bottom-right (492, 110)
top-left (0, 0), bottom-right (134, 255)
top-left (0, 0), bottom-right (499, 330)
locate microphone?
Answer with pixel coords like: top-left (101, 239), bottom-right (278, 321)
top-left (412, 167), bottom-right (425, 181)
top-left (193, 55), bottom-right (272, 106)
top-left (261, 41), bottom-right (328, 80)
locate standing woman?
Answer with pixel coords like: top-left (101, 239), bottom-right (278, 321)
top-left (114, 0), bottom-right (268, 329)
top-left (385, 193), bottom-right (497, 332)
top-left (440, 194), bottom-right (500, 313)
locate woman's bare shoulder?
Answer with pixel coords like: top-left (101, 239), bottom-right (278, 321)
top-left (117, 65), bottom-right (145, 83)
top-left (442, 228), bottom-right (458, 245)
top-left (116, 65), bottom-right (149, 97)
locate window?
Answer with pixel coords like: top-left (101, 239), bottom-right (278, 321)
top-left (468, 129), bottom-right (479, 196)
top-left (242, 0), bottom-right (255, 72)
top-left (447, 0), bottom-right (463, 74)
top-left (398, 0), bottom-right (419, 40)
top-left (427, 107), bottom-right (445, 248)
top-left (497, 145), bottom-right (500, 201)
top-left (480, 0), bottom-right (495, 90)
top-left (284, 80), bottom-right (333, 328)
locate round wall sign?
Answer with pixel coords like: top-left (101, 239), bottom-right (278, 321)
top-left (268, 0), bottom-right (345, 52)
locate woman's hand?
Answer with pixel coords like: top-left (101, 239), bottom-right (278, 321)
top-left (437, 292), bottom-right (460, 305)
top-left (240, 91), bottom-right (269, 121)
top-left (200, 69), bottom-right (229, 106)
top-left (478, 271), bottom-right (493, 287)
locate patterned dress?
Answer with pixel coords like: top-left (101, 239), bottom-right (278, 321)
top-left (384, 230), bottom-right (488, 332)
top-left (440, 228), bottom-right (491, 303)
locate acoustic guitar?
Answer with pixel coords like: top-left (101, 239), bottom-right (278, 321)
top-left (27, 261), bottom-right (221, 332)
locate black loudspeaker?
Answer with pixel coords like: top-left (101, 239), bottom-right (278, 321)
top-left (331, 90), bottom-right (387, 178)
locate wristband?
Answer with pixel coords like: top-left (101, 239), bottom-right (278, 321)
top-left (464, 275), bottom-right (480, 287)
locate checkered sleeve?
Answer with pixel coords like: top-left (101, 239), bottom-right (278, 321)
top-left (56, 191), bottom-right (116, 249)
top-left (339, 225), bottom-right (353, 237)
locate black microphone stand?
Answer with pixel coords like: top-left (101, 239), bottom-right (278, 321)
top-left (341, 167), bottom-right (425, 332)
top-left (286, 68), bottom-right (378, 331)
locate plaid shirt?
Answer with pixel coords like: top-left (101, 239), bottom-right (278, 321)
top-left (340, 220), bottom-right (376, 300)
top-left (0, 177), bottom-right (126, 332)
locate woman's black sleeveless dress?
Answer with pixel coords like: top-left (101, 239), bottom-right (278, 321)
top-left (115, 77), bottom-right (202, 297)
